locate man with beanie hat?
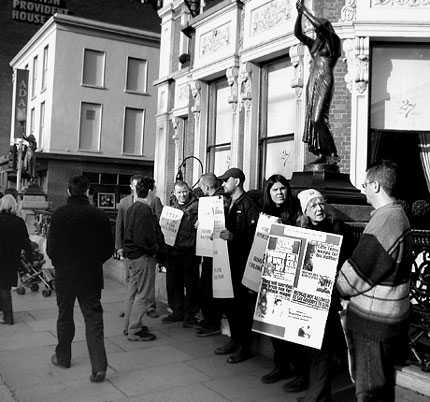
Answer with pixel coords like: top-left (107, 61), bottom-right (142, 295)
top-left (214, 167), bottom-right (260, 363)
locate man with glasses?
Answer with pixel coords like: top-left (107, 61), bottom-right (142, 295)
top-left (337, 161), bottom-right (412, 402)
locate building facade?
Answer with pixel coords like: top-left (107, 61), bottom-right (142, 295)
top-left (9, 14), bottom-right (160, 208)
top-left (154, 0), bottom-right (430, 205)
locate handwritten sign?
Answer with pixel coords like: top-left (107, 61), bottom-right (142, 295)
top-left (159, 206), bottom-right (184, 247)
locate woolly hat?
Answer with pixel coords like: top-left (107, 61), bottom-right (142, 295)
top-left (297, 189), bottom-right (323, 213)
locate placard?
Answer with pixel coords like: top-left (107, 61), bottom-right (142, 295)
top-left (196, 196), bottom-right (219, 257)
top-left (159, 206), bottom-right (184, 247)
top-left (252, 224), bottom-right (343, 350)
top-left (242, 213), bottom-right (281, 292)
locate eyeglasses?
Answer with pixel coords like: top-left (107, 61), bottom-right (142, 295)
top-left (361, 181), bottom-right (374, 190)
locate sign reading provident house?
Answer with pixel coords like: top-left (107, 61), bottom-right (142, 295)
top-left (12, 0), bottom-right (69, 25)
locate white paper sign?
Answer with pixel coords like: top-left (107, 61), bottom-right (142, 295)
top-left (242, 213), bottom-right (281, 292)
top-left (196, 196), bottom-right (219, 257)
top-left (252, 224), bottom-right (343, 350)
top-left (159, 206), bottom-right (184, 247)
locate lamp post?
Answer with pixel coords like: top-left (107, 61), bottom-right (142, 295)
top-left (175, 155), bottom-right (203, 185)
top-left (15, 108), bottom-right (26, 193)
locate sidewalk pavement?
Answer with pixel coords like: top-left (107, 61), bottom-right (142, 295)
top-left (0, 277), bottom-right (373, 402)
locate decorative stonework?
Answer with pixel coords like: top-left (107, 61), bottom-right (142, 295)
top-left (176, 83), bottom-right (189, 108)
top-left (340, 0), bottom-right (356, 22)
top-left (190, 80), bottom-right (201, 114)
top-left (199, 23), bottom-right (230, 58)
top-left (239, 62), bottom-right (253, 111)
top-left (289, 44), bottom-right (304, 98)
top-left (343, 37), bottom-right (369, 94)
top-left (226, 67), bottom-right (239, 108)
top-left (371, 0), bottom-right (430, 6)
top-left (250, 0), bottom-right (292, 37)
top-left (171, 116), bottom-right (180, 140)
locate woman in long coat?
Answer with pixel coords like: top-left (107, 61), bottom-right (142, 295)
top-left (0, 194), bottom-right (32, 324)
top-left (294, 0), bottom-right (341, 163)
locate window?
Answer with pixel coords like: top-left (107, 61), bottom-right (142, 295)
top-left (82, 49), bottom-right (105, 87)
top-left (259, 58), bottom-right (296, 184)
top-left (30, 107), bottom-right (35, 136)
top-left (39, 102), bottom-right (45, 147)
top-left (41, 45), bottom-right (48, 91)
top-left (32, 55), bottom-right (38, 97)
top-left (207, 79), bottom-right (232, 175)
top-left (79, 102), bottom-right (102, 151)
top-left (126, 57), bottom-right (147, 93)
top-left (123, 107), bottom-right (145, 155)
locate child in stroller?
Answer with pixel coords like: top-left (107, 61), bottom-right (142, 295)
top-left (17, 241), bottom-right (55, 297)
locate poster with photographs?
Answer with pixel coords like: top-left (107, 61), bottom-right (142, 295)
top-left (252, 223), bottom-right (342, 350)
top-left (98, 192), bottom-right (116, 209)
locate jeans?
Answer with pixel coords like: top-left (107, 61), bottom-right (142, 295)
top-left (55, 287), bottom-right (107, 373)
top-left (124, 255), bottom-right (156, 335)
top-left (349, 330), bottom-right (406, 402)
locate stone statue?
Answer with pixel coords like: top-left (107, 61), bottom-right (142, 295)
top-left (294, 0), bottom-right (341, 165)
top-left (22, 133), bottom-right (37, 178)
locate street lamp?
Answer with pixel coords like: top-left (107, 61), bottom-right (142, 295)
top-left (175, 155), bottom-right (203, 186)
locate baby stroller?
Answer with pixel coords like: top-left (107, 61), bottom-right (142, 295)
top-left (17, 241), bottom-right (55, 297)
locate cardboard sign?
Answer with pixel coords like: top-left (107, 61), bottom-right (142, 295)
top-left (196, 196), bottom-right (219, 257)
top-left (159, 206), bottom-right (184, 247)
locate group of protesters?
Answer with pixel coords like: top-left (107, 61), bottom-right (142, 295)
top-left (113, 160), bottom-right (412, 402)
top-left (0, 159), bottom-right (411, 401)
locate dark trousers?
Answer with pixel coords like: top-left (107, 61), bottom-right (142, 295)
top-left (199, 257), bottom-right (221, 329)
top-left (0, 288), bottom-right (13, 324)
top-left (166, 250), bottom-right (199, 320)
top-left (55, 286), bottom-right (107, 373)
top-left (272, 338), bottom-right (295, 373)
top-left (349, 330), bottom-right (405, 402)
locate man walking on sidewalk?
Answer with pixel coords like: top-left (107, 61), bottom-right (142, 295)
top-left (123, 177), bottom-right (165, 341)
top-left (47, 176), bottom-right (114, 383)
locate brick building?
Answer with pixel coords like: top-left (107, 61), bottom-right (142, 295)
top-left (153, 0), bottom-right (430, 205)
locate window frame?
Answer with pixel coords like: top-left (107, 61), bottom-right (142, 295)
top-left (39, 101), bottom-right (45, 147)
top-left (125, 56), bottom-right (148, 95)
top-left (258, 57), bottom-right (295, 186)
top-left (41, 45), bottom-right (48, 91)
top-left (122, 106), bottom-right (145, 156)
top-left (31, 55), bottom-right (38, 98)
top-left (81, 48), bottom-right (106, 89)
top-left (30, 107), bottom-right (36, 137)
top-left (78, 101), bottom-right (103, 152)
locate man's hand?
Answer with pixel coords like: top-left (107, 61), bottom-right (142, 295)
top-left (220, 229), bottom-right (233, 241)
top-left (116, 248), bottom-right (124, 259)
top-left (194, 220), bottom-right (199, 229)
top-left (296, 0), bottom-right (304, 13)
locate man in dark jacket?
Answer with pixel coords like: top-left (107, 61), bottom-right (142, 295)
top-left (123, 177), bottom-right (165, 341)
top-left (215, 168), bottom-right (260, 364)
top-left (162, 181), bottom-right (199, 327)
top-left (47, 176), bottom-right (114, 383)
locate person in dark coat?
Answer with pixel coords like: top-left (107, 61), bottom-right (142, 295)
top-left (47, 176), bottom-right (114, 383)
top-left (0, 194), bottom-right (32, 325)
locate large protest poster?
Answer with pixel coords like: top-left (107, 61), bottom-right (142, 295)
top-left (242, 213), bottom-right (281, 292)
top-left (159, 206), bottom-right (184, 247)
top-left (211, 196), bottom-right (234, 299)
top-left (195, 196), bottom-right (219, 257)
top-left (252, 223), bottom-right (342, 350)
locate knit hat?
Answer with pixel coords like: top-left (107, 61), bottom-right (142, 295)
top-left (297, 189), bottom-right (323, 213)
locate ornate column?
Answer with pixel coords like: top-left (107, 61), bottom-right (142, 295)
top-left (289, 43), bottom-right (305, 172)
top-left (190, 80), bottom-right (203, 183)
top-left (171, 116), bottom-right (181, 178)
top-left (226, 66), bottom-right (241, 169)
top-left (343, 36), bottom-right (370, 187)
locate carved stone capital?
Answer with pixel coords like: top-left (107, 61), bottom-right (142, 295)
top-left (289, 44), bottom-right (304, 98)
top-left (171, 116), bottom-right (181, 140)
top-left (371, 0), bottom-right (430, 6)
top-left (343, 37), bottom-right (370, 95)
top-left (226, 66), bottom-right (239, 106)
top-left (190, 80), bottom-right (201, 114)
top-left (340, 0), bottom-right (356, 23)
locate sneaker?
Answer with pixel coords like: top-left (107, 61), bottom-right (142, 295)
top-left (161, 314), bottom-right (183, 323)
top-left (50, 354), bottom-right (71, 369)
top-left (196, 327), bottom-right (221, 337)
top-left (89, 371), bottom-right (106, 383)
top-left (127, 331), bottom-right (157, 342)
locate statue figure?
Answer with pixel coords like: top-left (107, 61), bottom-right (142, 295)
top-left (22, 133), bottom-right (37, 178)
top-left (294, 0), bottom-right (341, 165)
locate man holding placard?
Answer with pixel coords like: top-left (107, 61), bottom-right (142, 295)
top-left (216, 168), bottom-right (260, 364)
top-left (162, 181), bottom-right (199, 328)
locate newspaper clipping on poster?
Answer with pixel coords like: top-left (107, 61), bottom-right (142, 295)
top-left (159, 206), bottom-right (184, 247)
top-left (242, 213), bottom-right (281, 292)
top-left (195, 196), bottom-right (219, 257)
top-left (252, 223), bottom-right (342, 350)
top-left (211, 196), bottom-right (234, 299)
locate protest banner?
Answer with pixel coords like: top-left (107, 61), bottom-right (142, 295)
top-left (210, 196), bottom-right (234, 298)
top-left (159, 206), bottom-right (184, 247)
top-left (242, 213), bottom-right (281, 292)
top-left (196, 196), bottom-right (220, 257)
top-left (252, 223), bottom-right (342, 350)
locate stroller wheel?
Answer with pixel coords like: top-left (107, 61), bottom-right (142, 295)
top-left (30, 283), bottom-right (39, 292)
top-left (42, 290), bottom-right (52, 297)
top-left (16, 287), bottom-right (26, 295)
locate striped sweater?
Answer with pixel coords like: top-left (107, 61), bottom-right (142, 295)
top-left (336, 202), bottom-right (412, 338)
